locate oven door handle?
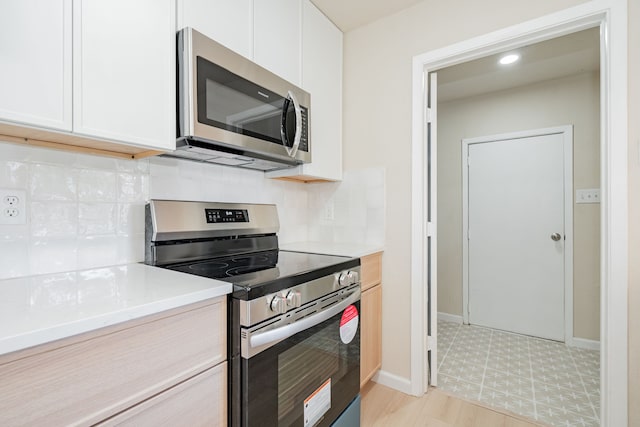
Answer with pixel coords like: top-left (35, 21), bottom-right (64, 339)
top-left (249, 289), bottom-right (361, 349)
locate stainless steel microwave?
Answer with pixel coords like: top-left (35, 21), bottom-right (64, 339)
top-left (169, 27), bottom-right (311, 171)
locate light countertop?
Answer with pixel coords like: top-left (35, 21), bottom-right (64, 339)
top-left (0, 263), bottom-right (232, 356)
top-left (281, 242), bottom-right (384, 258)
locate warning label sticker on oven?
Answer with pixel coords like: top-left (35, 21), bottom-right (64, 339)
top-left (339, 304), bottom-right (359, 344)
top-left (304, 378), bottom-right (331, 427)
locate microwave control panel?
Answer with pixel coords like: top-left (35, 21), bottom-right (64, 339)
top-left (299, 107), bottom-right (309, 152)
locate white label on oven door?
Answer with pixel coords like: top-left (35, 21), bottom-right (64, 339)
top-left (339, 304), bottom-right (359, 344)
top-left (304, 378), bottom-right (331, 427)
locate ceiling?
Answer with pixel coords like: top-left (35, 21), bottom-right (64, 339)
top-left (309, 2), bottom-right (599, 104)
top-left (311, 0), bottom-right (423, 32)
top-left (435, 27), bottom-right (600, 102)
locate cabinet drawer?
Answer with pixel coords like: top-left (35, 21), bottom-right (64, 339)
top-left (98, 362), bottom-right (227, 427)
top-left (0, 297), bottom-right (226, 426)
top-left (361, 252), bottom-right (382, 291)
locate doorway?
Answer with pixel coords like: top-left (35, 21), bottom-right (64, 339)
top-left (410, 2), bottom-right (629, 426)
top-left (433, 32), bottom-right (597, 424)
top-left (462, 127), bottom-right (573, 342)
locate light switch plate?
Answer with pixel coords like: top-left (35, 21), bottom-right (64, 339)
top-left (0, 188), bottom-right (27, 224)
top-left (576, 188), bottom-right (600, 204)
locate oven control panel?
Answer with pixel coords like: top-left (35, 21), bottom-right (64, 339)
top-left (205, 208), bottom-right (249, 223)
top-left (239, 266), bottom-right (361, 327)
top-left (268, 269), bottom-right (359, 314)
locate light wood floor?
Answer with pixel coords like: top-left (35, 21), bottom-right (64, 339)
top-left (361, 382), bottom-right (545, 427)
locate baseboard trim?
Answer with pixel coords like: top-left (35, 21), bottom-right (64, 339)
top-left (371, 370), bottom-right (413, 395)
top-left (569, 337), bottom-right (600, 351)
top-left (437, 312), bottom-right (463, 324)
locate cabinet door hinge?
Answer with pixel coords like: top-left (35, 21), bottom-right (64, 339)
top-left (426, 107), bottom-right (433, 124)
top-left (427, 221), bottom-right (434, 237)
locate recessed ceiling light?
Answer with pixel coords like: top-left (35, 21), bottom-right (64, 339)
top-left (499, 54), bottom-right (520, 65)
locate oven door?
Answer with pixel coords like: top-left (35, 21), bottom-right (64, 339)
top-left (236, 299), bottom-right (360, 427)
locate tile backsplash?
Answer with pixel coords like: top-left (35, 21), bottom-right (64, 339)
top-left (307, 168), bottom-right (385, 246)
top-left (148, 156), bottom-right (311, 244)
top-left (0, 143), bottom-right (149, 278)
top-left (0, 142), bottom-right (385, 279)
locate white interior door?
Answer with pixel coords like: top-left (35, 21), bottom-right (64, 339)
top-left (463, 128), bottom-right (571, 341)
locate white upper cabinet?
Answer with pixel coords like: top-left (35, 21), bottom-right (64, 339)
top-left (0, 0), bottom-right (341, 166)
top-left (177, 0), bottom-right (253, 59)
top-left (73, 0), bottom-right (175, 151)
top-left (0, 0), bottom-right (175, 153)
top-left (253, 0), bottom-right (302, 86)
top-left (267, 0), bottom-right (343, 182)
top-left (0, 0), bottom-right (72, 132)
top-left (300, 0), bottom-right (343, 181)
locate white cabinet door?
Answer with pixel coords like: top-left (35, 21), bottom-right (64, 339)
top-left (0, 0), bottom-right (72, 131)
top-left (253, 0), bottom-right (301, 86)
top-left (267, 0), bottom-right (343, 182)
top-left (73, 0), bottom-right (175, 151)
top-left (177, 0), bottom-right (253, 59)
top-left (300, 0), bottom-right (342, 181)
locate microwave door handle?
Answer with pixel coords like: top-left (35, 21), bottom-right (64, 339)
top-left (249, 289), bottom-right (361, 349)
top-left (280, 91), bottom-right (302, 158)
top-left (289, 91), bottom-right (303, 156)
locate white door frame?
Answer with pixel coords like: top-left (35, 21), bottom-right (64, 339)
top-left (461, 126), bottom-right (574, 343)
top-left (410, 1), bottom-right (628, 426)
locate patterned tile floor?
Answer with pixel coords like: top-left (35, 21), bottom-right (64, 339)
top-left (437, 320), bottom-right (600, 427)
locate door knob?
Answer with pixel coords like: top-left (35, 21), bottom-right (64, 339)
top-left (551, 233), bottom-right (562, 241)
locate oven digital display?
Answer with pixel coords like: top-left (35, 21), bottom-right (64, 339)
top-left (205, 208), bottom-right (249, 223)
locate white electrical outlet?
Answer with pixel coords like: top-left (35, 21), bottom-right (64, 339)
top-left (576, 188), bottom-right (600, 204)
top-left (322, 200), bottom-right (335, 221)
top-left (0, 188), bottom-right (27, 224)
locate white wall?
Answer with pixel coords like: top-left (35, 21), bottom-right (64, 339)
top-left (437, 72), bottom-right (600, 341)
top-left (0, 141), bottom-right (384, 279)
top-left (342, 0), bottom-right (590, 382)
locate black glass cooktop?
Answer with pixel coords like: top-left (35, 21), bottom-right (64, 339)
top-left (165, 250), bottom-right (359, 300)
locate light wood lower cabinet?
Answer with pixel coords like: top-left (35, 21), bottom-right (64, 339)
top-left (360, 252), bottom-right (383, 388)
top-left (0, 297), bottom-right (227, 426)
top-left (361, 252), bottom-right (382, 291)
top-left (97, 362), bottom-right (227, 427)
top-left (361, 284), bottom-right (382, 388)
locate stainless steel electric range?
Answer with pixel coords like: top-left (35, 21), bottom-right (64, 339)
top-left (145, 200), bottom-right (361, 427)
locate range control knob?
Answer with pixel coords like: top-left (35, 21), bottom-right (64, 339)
top-left (269, 294), bottom-right (287, 314)
top-left (338, 270), bottom-right (358, 287)
top-left (286, 290), bottom-right (302, 308)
